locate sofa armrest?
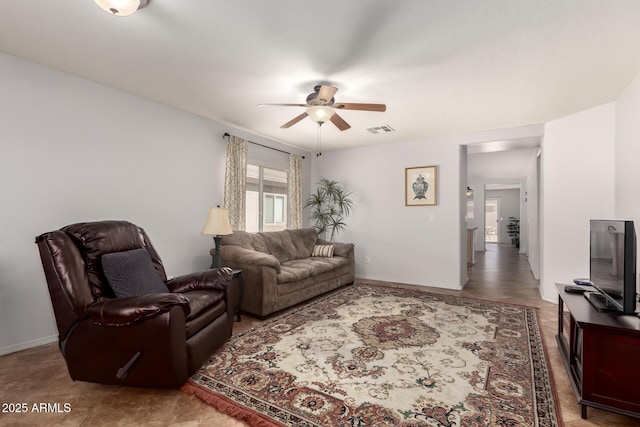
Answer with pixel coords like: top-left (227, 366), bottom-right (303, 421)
top-left (317, 239), bottom-right (354, 258)
top-left (219, 246), bottom-right (281, 272)
top-left (166, 267), bottom-right (232, 293)
top-left (333, 243), bottom-right (354, 258)
top-left (86, 293), bottom-right (190, 326)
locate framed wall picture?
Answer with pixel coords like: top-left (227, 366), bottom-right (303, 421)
top-left (405, 165), bottom-right (437, 206)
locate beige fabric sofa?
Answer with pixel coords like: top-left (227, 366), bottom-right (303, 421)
top-left (217, 228), bottom-right (354, 317)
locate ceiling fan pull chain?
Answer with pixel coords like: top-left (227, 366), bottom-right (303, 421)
top-left (316, 122), bottom-right (322, 157)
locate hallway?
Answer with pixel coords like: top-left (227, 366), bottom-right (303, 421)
top-left (466, 243), bottom-right (541, 303)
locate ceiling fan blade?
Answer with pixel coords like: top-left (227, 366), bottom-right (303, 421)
top-left (317, 85), bottom-right (338, 103)
top-left (281, 112), bottom-right (308, 128)
top-left (334, 103), bottom-right (386, 112)
top-left (258, 103), bottom-right (308, 107)
top-left (330, 113), bottom-right (351, 131)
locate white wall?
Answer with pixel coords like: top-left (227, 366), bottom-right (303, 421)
top-left (526, 153), bottom-right (541, 279)
top-left (615, 72), bottom-right (640, 225)
top-left (615, 71), bottom-right (640, 295)
top-left (311, 136), bottom-right (463, 289)
top-left (468, 148), bottom-right (539, 181)
top-left (0, 52), bottom-right (309, 355)
top-left (540, 103), bottom-right (616, 302)
top-left (459, 146), bottom-right (469, 285)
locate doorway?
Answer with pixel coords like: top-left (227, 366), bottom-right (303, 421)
top-left (485, 198), bottom-right (499, 243)
top-left (463, 130), bottom-right (543, 288)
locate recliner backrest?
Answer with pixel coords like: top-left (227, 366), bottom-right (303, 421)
top-left (36, 230), bottom-right (95, 340)
top-left (61, 221), bottom-right (167, 299)
top-left (35, 221), bottom-right (169, 340)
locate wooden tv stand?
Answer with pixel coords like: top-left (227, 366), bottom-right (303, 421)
top-left (555, 283), bottom-right (640, 419)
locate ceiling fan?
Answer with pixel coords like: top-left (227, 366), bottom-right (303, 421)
top-left (258, 85), bottom-right (386, 131)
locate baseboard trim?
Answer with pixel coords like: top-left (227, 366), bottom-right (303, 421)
top-left (0, 335), bottom-right (58, 356)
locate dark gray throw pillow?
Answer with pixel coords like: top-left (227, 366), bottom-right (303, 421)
top-left (102, 248), bottom-right (170, 298)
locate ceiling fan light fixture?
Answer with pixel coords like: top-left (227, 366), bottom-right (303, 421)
top-left (306, 106), bottom-right (335, 123)
top-left (94, 0), bottom-right (149, 16)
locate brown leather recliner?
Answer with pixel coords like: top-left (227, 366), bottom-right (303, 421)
top-left (35, 220), bottom-right (233, 389)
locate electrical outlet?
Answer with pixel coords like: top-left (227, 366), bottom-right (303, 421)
top-left (365, 256), bottom-right (371, 264)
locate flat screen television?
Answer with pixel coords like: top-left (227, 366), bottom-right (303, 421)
top-left (585, 219), bottom-right (638, 314)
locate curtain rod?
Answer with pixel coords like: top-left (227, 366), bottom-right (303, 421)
top-left (223, 133), bottom-right (305, 159)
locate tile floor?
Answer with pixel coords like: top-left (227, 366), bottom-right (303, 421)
top-left (1, 244), bottom-right (639, 426)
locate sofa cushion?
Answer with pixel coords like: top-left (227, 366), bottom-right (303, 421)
top-left (277, 264), bottom-right (312, 283)
top-left (288, 228), bottom-right (318, 258)
top-left (277, 257), bottom-right (349, 284)
top-left (221, 230), bottom-right (269, 254)
top-left (102, 248), bottom-right (170, 298)
top-left (220, 229), bottom-right (318, 263)
top-left (218, 230), bottom-right (255, 250)
top-left (252, 233), bottom-right (269, 254)
top-left (261, 228), bottom-right (318, 262)
top-left (261, 231), bottom-right (296, 262)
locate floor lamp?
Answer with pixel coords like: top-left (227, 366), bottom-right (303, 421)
top-left (201, 206), bottom-right (233, 268)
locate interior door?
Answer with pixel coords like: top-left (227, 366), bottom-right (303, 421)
top-left (485, 198), bottom-right (499, 243)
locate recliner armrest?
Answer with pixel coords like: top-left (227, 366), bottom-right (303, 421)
top-left (87, 293), bottom-right (190, 326)
top-left (166, 267), bottom-right (232, 293)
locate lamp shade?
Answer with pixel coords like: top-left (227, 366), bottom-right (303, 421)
top-left (306, 106), bottom-right (335, 123)
top-left (94, 0), bottom-right (149, 16)
top-left (201, 207), bottom-right (233, 236)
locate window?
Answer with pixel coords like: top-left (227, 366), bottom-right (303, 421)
top-left (264, 194), bottom-right (285, 224)
top-left (246, 164), bottom-right (288, 232)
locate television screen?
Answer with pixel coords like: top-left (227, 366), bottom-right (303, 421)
top-left (589, 219), bottom-right (637, 314)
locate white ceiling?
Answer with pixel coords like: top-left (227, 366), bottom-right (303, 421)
top-left (2, 1), bottom-right (640, 152)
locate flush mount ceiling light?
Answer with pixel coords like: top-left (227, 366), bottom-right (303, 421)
top-left (94, 0), bottom-right (149, 16)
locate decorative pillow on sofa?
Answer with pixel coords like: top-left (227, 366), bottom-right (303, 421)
top-left (102, 248), bottom-right (170, 298)
top-left (312, 244), bottom-right (335, 257)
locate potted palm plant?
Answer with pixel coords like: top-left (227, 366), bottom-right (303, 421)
top-left (507, 217), bottom-right (520, 248)
top-left (304, 178), bottom-right (355, 242)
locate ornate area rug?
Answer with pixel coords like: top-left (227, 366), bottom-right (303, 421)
top-left (182, 284), bottom-right (560, 427)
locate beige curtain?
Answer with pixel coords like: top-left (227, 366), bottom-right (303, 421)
top-left (224, 134), bottom-right (248, 230)
top-left (288, 154), bottom-right (303, 229)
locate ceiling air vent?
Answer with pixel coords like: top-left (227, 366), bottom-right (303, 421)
top-left (366, 125), bottom-right (395, 134)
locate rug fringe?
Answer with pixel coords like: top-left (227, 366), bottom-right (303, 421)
top-left (532, 308), bottom-right (565, 427)
top-left (181, 381), bottom-right (287, 427)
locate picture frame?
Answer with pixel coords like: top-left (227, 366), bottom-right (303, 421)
top-left (405, 165), bottom-right (437, 206)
